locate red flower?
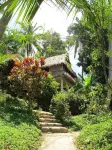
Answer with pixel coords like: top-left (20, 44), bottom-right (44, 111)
top-left (45, 71), bottom-right (48, 77)
top-left (23, 59), bottom-right (27, 66)
top-left (40, 57), bottom-right (45, 66)
top-left (29, 57), bottom-right (34, 63)
top-left (35, 60), bottom-right (39, 66)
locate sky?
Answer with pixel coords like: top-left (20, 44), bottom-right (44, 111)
top-left (9, 1), bottom-right (82, 75)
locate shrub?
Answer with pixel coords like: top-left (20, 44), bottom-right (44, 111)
top-left (0, 54), bottom-right (23, 91)
top-left (68, 88), bottom-right (87, 115)
top-left (86, 83), bottom-right (108, 114)
top-left (0, 59), bottom-right (14, 91)
top-left (70, 83), bottom-right (108, 115)
top-left (37, 74), bottom-right (59, 111)
top-left (8, 57), bottom-right (48, 110)
top-left (50, 92), bottom-right (71, 125)
top-left (0, 92), bottom-right (42, 150)
top-left (77, 119), bottom-right (112, 150)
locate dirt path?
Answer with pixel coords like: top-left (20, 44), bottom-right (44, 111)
top-left (38, 132), bottom-right (80, 150)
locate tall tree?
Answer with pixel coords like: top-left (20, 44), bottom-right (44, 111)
top-left (66, 0), bottom-right (112, 89)
top-left (0, 22), bottom-right (43, 57)
top-left (36, 30), bottom-right (66, 58)
top-left (67, 22), bottom-right (109, 84)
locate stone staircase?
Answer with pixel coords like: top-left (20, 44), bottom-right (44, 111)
top-left (39, 111), bottom-right (68, 133)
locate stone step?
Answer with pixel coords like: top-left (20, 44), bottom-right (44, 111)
top-left (41, 127), bottom-right (68, 133)
top-left (40, 122), bottom-right (62, 127)
top-left (39, 118), bottom-right (57, 123)
top-left (39, 114), bottom-right (55, 119)
top-left (40, 111), bottom-right (53, 116)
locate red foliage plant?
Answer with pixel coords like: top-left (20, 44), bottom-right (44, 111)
top-left (8, 57), bottom-right (48, 110)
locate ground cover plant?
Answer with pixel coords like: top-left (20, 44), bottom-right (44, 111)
top-left (0, 92), bottom-right (42, 150)
top-left (77, 117), bottom-right (112, 150)
top-left (71, 113), bottom-right (112, 131)
top-left (70, 111), bottom-right (112, 150)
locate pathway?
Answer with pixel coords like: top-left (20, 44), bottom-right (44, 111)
top-left (38, 132), bottom-right (80, 150)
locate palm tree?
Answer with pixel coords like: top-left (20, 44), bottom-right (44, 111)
top-left (0, 0), bottom-right (44, 40)
top-left (0, 0), bottom-right (68, 40)
top-left (18, 22), bottom-right (43, 57)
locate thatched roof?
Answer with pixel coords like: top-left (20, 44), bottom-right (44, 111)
top-left (44, 54), bottom-right (67, 67)
top-left (43, 54), bottom-right (76, 78)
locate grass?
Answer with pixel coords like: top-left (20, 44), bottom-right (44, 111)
top-left (71, 113), bottom-right (112, 131)
top-left (70, 114), bottom-right (91, 131)
top-left (0, 92), bottom-right (42, 150)
top-left (71, 113), bottom-right (112, 150)
top-left (77, 119), bottom-right (112, 150)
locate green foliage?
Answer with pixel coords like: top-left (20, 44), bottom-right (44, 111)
top-left (36, 30), bottom-right (66, 58)
top-left (86, 83), bottom-right (108, 114)
top-left (8, 57), bottom-right (47, 110)
top-left (77, 117), bottom-right (112, 150)
top-left (0, 54), bottom-right (15, 63)
top-left (0, 124), bottom-right (41, 150)
top-left (68, 88), bottom-right (86, 115)
top-left (50, 77), bottom-right (108, 123)
top-left (0, 92), bottom-right (41, 150)
top-left (0, 57), bottom-right (15, 91)
top-left (50, 87), bottom-right (87, 123)
top-left (0, 43), bottom-right (7, 54)
top-left (71, 113), bottom-right (112, 131)
top-left (37, 74), bottom-right (59, 111)
top-left (71, 114), bottom-right (92, 131)
top-left (68, 0), bottom-right (112, 86)
top-left (0, 0), bottom-right (43, 23)
top-left (1, 23), bottom-right (43, 57)
top-left (50, 92), bottom-right (71, 125)
top-left (72, 77), bottom-right (108, 115)
top-left (1, 25), bottom-right (67, 58)
top-left (67, 21), bottom-right (108, 84)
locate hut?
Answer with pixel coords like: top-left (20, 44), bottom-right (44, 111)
top-left (43, 54), bottom-right (76, 90)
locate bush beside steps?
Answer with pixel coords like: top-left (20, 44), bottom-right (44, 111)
top-left (39, 111), bottom-right (68, 133)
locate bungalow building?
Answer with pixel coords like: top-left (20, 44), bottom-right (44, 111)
top-left (42, 54), bottom-right (76, 90)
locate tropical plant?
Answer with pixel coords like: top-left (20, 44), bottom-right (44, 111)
top-left (37, 74), bottom-right (59, 111)
top-left (0, 0), bottom-right (69, 40)
top-left (77, 118), bottom-right (112, 150)
top-left (0, 0), bottom-right (43, 40)
top-left (67, 0), bottom-right (112, 89)
top-left (36, 30), bottom-right (66, 58)
top-left (16, 22), bottom-right (44, 57)
top-left (8, 57), bottom-right (48, 110)
top-left (0, 22), bottom-right (44, 57)
top-left (0, 56), bottom-right (15, 91)
top-left (50, 92), bottom-right (71, 125)
top-left (67, 22), bottom-right (108, 84)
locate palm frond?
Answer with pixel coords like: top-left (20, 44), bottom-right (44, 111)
top-left (0, 0), bottom-right (70, 23)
